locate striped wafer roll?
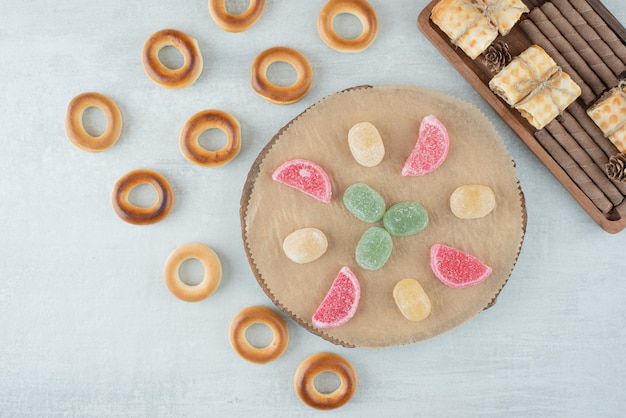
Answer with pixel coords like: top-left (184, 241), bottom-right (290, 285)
top-left (552, 0), bottom-right (626, 75)
top-left (567, 0), bottom-right (626, 68)
top-left (534, 129), bottom-right (614, 213)
top-left (541, 2), bottom-right (618, 88)
top-left (547, 116), bottom-right (624, 204)
top-left (567, 101), bottom-right (620, 158)
top-left (528, 7), bottom-right (607, 96)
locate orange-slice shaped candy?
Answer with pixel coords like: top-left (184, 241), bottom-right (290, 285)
top-left (402, 115), bottom-right (449, 176)
top-left (430, 244), bottom-right (492, 289)
top-left (312, 266), bottom-right (361, 328)
top-left (272, 159), bottom-right (332, 203)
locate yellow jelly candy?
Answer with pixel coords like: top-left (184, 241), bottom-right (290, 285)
top-left (348, 122), bottom-right (385, 167)
top-left (282, 228), bottom-right (328, 264)
top-left (449, 184), bottom-right (496, 219)
top-left (393, 278), bottom-right (432, 322)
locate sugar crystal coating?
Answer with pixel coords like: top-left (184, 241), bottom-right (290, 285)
top-left (430, 244), bottom-right (492, 289)
top-left (450, 184), bottom-right (496, 219)
top-left (272, 159), bottom-right (332, 203)
top-left (343, 183), bottom-right (386, 223)
top-left (383, 202), bottom-right (428, 236)
top-left (355, 227), bottom-right (393, 271)
top-left (393, 278), bottom-right (432, 321)
top-left (402, 115), bottom-right (449, 176)
top-left (283, 228), bottom-right (328, 264)
top-left (348, 121), bottom-right (385, 167)
top-left (312, 266), bottom-right (361, 328)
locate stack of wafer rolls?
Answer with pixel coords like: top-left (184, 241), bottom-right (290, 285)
top-left (513, 0), bottom-right (626, 214)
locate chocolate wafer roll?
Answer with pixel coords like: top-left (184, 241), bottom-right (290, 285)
top-left (560, 110), bottom-right (626, 197)
top-left (544, 119), bottom-right (624, 205)
top-left (541, 2), bottom-right (618, 88)
top-left (534, 129), bottom-right (613, 213)
top-left (568, 0), bottom-right (626, 68)
top-left (528, 8), bottom-right (607, 96)
top-left (552, 0), bottom-right (626, 75)
top-left (615, 199), bottom-right (626, 218)
top-left (518, 19), bottom-right (596, 105)
top-left (567, 101), bottom-right (621, 159)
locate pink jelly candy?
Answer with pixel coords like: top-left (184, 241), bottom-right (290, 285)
top-left (272, 159), bottom-right (332, 203)
top-left (312, 266), bottom-right (361, 328)
top-left (402, 115), bottom-right (449, 176)
top-left (430, 244), bottom-right (492, 289)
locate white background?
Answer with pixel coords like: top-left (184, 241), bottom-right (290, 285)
top-left (1, 0), bottom-right (625, 416)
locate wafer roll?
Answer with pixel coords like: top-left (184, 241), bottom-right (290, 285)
top-left (568, 0), bottom-right (626, 67)
top-left (551, 0), bottom-right (626, 74)
top-left (541, 2), bottom-right (618, 88)
top-left (567, 101), bottom-right (621, 158)
top-left (528, 7), bottom-right (607, 96)
top-left (545, 119), bottom-right (623, 205)
top-left (534, 129), bottom-right (613, 213)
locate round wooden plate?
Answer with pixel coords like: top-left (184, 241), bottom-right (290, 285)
top-left (240, 85), bottom-right (526, 348)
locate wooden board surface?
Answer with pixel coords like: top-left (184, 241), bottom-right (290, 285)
top-left (418, 0), bottom-right (626, 233)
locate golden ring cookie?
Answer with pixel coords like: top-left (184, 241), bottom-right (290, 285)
top-left (294, 352), bottom-right (357, 410)
top-left (179, 109), bottom-right (241, 167)
top-left (65, 92), bottom-right (122, 152)
top-left (163, 243), bottom-right (222, 302)
top-left (141, 29), bottom-right (203, 89)
top-left (229, 306), bottom-right (289, 364)
top-left (111, 169), bottom-right (174, 225)
top-left (208, 0), bottom-right (265, 32)
top-left (251, 46), bottom-right (313, 105)
top-left (318, 0), bottom-right (378, 52)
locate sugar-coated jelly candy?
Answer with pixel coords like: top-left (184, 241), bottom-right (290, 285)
top-left (343, 183), bottom-right (386, 223)
top-left (383, 202), bottom-right (428, 236)
top-left (450, 184), bottom-right (496, 219)
top-left (312, 266), bottom-right (361, 328)
top-left (283, 228), bottom-right (328, 264)
top-left (356, 227), bottom-right (393, 271)
top-left (430, 244), bottom-right (492, 289)
top-left (393, 278), bottom-right (432, 322)
top-left (272, 159), bottom-right (332, 203)
top-left (402, 115), bottom-right (449, 176)
top-left (348, 121), bottom-right (385, 167)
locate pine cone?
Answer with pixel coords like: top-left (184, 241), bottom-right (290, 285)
top-left (606, 153), bottom-right (626, 182)
top-left (483, 41), bottom-right (511, 73)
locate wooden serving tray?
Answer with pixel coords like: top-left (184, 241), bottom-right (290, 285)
top-left (418, 0), bottom-right (626, 233)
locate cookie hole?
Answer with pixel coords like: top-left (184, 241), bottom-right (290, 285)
top-left (128, 183), bottom-right (158, 208)
top-left (245, 323), bottom-right (274, 348)
top-left (82, 106), bottom-right (107, 137)
top-left (158, 45), bottom-right (184, 70)
top-left (332, 12), bottom-right (363, 40)
top-left (198, 128), bottom-right (228, 151)
top-left (178, 258), bottom-right (205, 286)
top-left (314, 371), bottom-right (341, 394)
top-left (225, 0), bottom-right (251, 15)
top-left (266, 61), bottom-right (297, 87)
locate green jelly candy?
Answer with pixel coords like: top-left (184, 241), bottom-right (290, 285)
top-left (383, 202), bottom-right (428, 236)
top-left (356, 227), bottom-right (393, 271)
top-left (343, 183), bottom-right (386, 223)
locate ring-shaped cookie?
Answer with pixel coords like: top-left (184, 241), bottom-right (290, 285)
top-left (180, 110), bottom-right (241, 167)
top-left (142, 29), bottom-right (203, 89)
top-left (229, 306), bottom-right (289, 364)
top-left (111, 169), bottom-right (174, 225)
top-left (294, 352), bottom-right (357, 410)
top-left (251, 46), bottom-right (313, 105)
top-left (164, 243), bottom-right (222, 302)
top-left (65, 92), bottom-right (122, 152)
top-left (318, 0), bottom-right (378, 52)
top-left (208, 0), bottom-right (266, 32)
